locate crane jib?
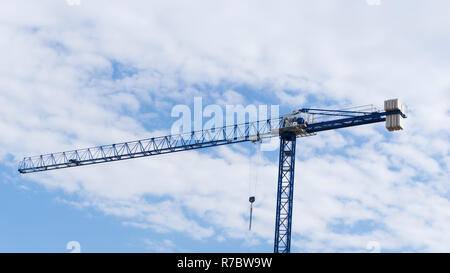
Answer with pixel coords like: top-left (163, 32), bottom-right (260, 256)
top-left (18, 109), bottom-right (405, 174)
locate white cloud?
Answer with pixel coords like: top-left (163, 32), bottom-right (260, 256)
top-left (215, 90), bottom-right (245, 105)
top-left (143, 238), bottom-right (178, 253)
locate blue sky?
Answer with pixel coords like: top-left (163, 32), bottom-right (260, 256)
top-left (0, 0), bottom-right (449, 253)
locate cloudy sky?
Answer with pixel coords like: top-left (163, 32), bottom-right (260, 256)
top-left (0, 0), bottom-right (449, 252)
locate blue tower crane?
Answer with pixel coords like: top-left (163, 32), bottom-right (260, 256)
top-left (18, 99), bottom-right (407, 253)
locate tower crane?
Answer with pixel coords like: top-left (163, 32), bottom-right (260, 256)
top-left (18, 98), bottom-right (407, 253)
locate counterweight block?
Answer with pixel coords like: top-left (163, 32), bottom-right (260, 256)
top-left (384, 98), bottom-right (408, 131)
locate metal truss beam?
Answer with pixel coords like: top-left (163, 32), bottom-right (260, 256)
top-left (18, 118), bottom-right (281, 173)
top-left (274, 132), bottom-right (296, 253)
top-left (18, 110), bottom-right (404, 174)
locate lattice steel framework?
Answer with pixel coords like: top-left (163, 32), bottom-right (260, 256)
top-left (274, 132), bottom-right (297, 253)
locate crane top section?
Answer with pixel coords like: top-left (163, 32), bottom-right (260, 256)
top-left (18, 99), bottom-right (407, 174)
top-left (275, 99), bottom-right (407, 136)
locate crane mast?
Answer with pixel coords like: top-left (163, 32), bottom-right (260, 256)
top-left (18, 99), bottom-right (408, 253)
top-left (274, 131), bottom-right (297, 253)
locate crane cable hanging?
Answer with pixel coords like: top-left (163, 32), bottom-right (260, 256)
top-left (248, 139), bottom-right (262, 231)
